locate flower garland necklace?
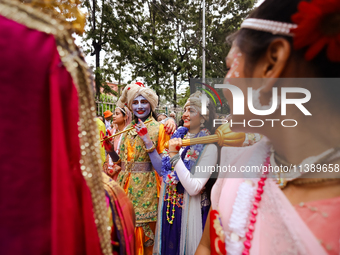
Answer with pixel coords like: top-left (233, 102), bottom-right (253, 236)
top-left (161, 126), bottom-right (210, 224)
top-left (210, 156), bottom-right (270, 255)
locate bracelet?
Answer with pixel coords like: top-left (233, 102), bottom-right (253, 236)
top-left (112, 159), bottom-right (121, 164)
top-left (145, 142), bottom-right (156, 153)
top-left (168, 151), bottom-right (179, 153)
top-left (169, 153), bottom-right (180, 167)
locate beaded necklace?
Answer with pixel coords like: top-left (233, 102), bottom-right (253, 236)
top-left (161, 127), bottom-right (210, 224)
top-left (210, 156), bottom-right (270, 255)
top-left (211, 144), bottom-right (340, 254)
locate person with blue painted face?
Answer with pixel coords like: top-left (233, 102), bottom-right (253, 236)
top-left (103, 82), bottom-right (172, 255)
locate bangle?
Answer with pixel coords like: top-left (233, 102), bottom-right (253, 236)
top-left (168, 151), bottom-right (179, 153)
top-left (112, 159), bottom-right (121, 164)
top-left (145, 142), bottom-right (156, 153)
top-left (169, 153), bottom-right (180, 167)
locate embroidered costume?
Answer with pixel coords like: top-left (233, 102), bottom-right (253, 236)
top-left (117, 116), bottom-right (168, 225)
top-left (111, 82), bottom-right (170, 255)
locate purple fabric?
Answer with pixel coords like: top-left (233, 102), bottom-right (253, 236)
top-left (161, 183), bottom-right (184, 255)
top-left (160, 184), bottom-right (211, 253)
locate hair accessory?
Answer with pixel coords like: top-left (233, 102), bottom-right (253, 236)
top-left (241, 0), bottom-right (340, 62)
top-left (117, 82), bottom-right (158, 111)
top-left (184, 91), bottom-right (212, 121)
top-left (291, 0), bottom-right (340, 62)
top-left (135, 82), bottom-right (145, 87)
top-left (240, 18), bottom-right (297, 36)
top-left (117, 107), bottom-right (126, 114)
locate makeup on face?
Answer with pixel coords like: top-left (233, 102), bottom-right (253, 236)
top-left (113, 108), bottom-right (125, 124)
top-left (225, 45), bottom-right (244, 79)
top-left (132, 95), bottom-right (151, 120)
top-left (182, 105), bottom-right (200, 129)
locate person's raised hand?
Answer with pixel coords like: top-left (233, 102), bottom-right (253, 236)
top-left (168, 138), bottom-right (182, 157)
top-left (102, 129), bottom-right (114, 152)
top-left (134, 119), bottom-right (154, 149)
top-left (164, 118), bottom-right (176, 135)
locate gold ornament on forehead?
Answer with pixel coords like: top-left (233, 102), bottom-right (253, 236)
top-left (18, 0), bottom-right (86, 34)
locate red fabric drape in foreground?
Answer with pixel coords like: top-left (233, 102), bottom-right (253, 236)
top-left (0, 15), bottom-right (102, 255)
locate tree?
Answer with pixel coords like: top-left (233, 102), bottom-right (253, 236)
top-left (82, 0), bottom-right (120, 97)
top-left (80, 0), bottom-right (256, 105)
top-left (177, 86), bottom-right (190, 107)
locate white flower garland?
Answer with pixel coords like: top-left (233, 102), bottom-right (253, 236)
top-left (225, 181), bottom-right (255, 255)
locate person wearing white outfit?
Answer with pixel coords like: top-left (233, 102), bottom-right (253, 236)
top-left (153, 91), bottom-right (218, 255)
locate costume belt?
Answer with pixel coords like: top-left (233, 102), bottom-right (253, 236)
top-left (121, 162), bottom-right (153, 172)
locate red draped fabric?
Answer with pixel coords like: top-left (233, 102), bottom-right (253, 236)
top-left (0, 15), bottom-right (102, 255)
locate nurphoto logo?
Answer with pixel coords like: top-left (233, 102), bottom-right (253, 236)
top-left (197, 79), bottom-right (312, 128)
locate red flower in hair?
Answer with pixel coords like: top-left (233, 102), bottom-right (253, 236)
top-left (291, 0), bottom-right (340, 62)
top-left (135, 82), bottom-right (145, 87)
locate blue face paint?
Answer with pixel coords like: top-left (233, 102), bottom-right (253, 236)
top-left (132, 95), bottom-right (151, 121)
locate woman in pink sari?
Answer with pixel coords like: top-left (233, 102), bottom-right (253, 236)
top-left (196, 0), bottom-right (340, 254)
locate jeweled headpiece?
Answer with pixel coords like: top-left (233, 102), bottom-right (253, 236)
top-left (240, 0), bottom-right (340, 62)
top-left (21, 0), bottom-right (86, 34)
top-left (240, 18), bottom-right (297, 36)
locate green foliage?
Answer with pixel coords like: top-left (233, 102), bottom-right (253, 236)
top-left (96, 93), bottom-right (116, 115)
top-left (80, 0), bottom-right (257, 102)
top-left (177, 86), bottom-right (190, 107)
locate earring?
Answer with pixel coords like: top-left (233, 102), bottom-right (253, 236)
top-left (252, 87), bottom-right (280, 110)
top-left (200, 119), bottom-right (205, 128)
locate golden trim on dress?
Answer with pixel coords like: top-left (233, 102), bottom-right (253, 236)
top-left (0, 1), bottom-right (111, 254)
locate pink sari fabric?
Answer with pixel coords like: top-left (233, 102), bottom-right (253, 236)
top-left (0, 15), bottom-right (102, 255)
top-left (294, 196), bottom-right (340, 255)
top-left (212, 138), bottom-right (330, 255)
